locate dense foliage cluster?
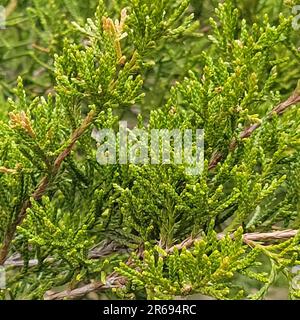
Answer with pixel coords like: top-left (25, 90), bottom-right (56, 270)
top-left (0, 0), bottom-right (300, 300)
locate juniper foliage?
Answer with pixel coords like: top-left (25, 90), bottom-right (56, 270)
top-left (0, 0), bottom-right (300, 300)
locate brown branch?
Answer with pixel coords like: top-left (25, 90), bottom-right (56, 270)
top-left (239, 229), bottom-right (298, 242)
top-left (0, 110), bottom-right (95, 265)
top-left (237, 89), bottom-right (300, 142)
top-left (44, 229), bottom-right (298, 300)
top-left (44, 273), bottom-right (126, 300)
top-left (4, 241), bottom-right (129, 268)
top-left (167, 229), bottom-right (298, 254)
top-left (44, 253), bottom-right (138, 300)
top-left (208, 89), bottom-right (300, 170)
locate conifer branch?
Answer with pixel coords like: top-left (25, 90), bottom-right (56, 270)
top-left (209, 90), bottom-right (300, 170)
top-left (239, 89), bottom-right (300, 141)
top-left (6, 229), bottom-right (297, 268)
top-left (0, 110), bottom-right (95, 265)
top-left (43, 229), bottom-right (298, 300)
top-left (1, 0), bottom-right (300, 301)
